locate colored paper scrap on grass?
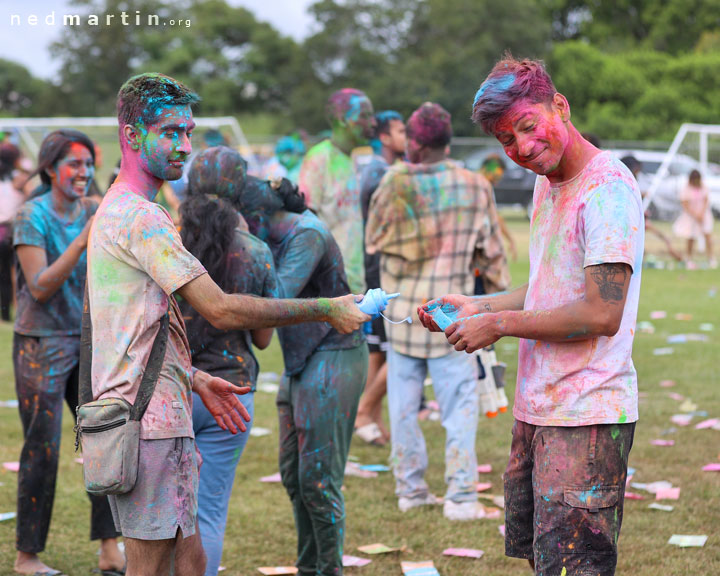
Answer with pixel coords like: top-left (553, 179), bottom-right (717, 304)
top-left (624, 492), bottom-right (644, 500)
top-left (342, 555), bottom-right (371, 567)
top-left (257, 383), bottom-right (280, 394)
top-left (659, 380), bottom-right (676, 388)
top-left (650, 311), bottom-right (667, 319)
top-left (74, 458), bottom-right (83, 464)
top-left (648, 503), bottom-right (674, 512)
top-left (651, 439), bottom-right (675, 446)
top-left (492, 495), bottom-right (505, 508)
top-left (0, 512), bottom-right (17, 522)
top-left (0, 400), bottom-right (19, 408)
top-left (695, 418), bottom-right (720, 429)
top-left (257, 568), bottom-right (298, 575)
top-left (702, 463), bottom-right (720, 472)
top-left (637, 321), bottom-right (655, 334)
top-left (401, 561), bottom-right (439, 576)
top-left (250, 427), bottom-right (271, 437)
top-left (443, 548), bottom-right (484, 559)
top-left (679, 399), bottom-right (698, 412)
top-left (260, 473), bottom-right (282, 483)
top-left (653, 347), bottom-right (674, 356)
top-left (655, 487), bottom-right (680, 500)
top-left (667, 392), bottom-right (685, 401)
top-left (671, 414), bottom-right (693, 426)
top-left (668, 535), bottom-right (707, 548)
top-left (477, 463), bottom-right (492, 473)
top-left (359, 464), bottom-right (390, 472)
top-left (631, 481), bottom-right (672, 494)
top-left (345, 463), bottom-right (378, 478)
top-left (476, 482), bottom-right (492, 492)
top-left (484, 507), bottom-right (502, 519)
top-left (674, 313), bottom-right (692, 321)
top-left (498, 525), bottom-right (506, 537)
top-left (699, 323), bottom-right (714, 332)
top-left (357, 543), bottom-right (399, 555)
top-left (2, 462), bottom-right (19, 472)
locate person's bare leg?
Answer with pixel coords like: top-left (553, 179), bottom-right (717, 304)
top-left (355, 352), bottom-right (385, 428)
top-left (370, 362), bottom-right (389, 440)
top-left (687, 238), bottom-right (694, 261)
top-left (14, 551), bottom-right (58, 575)
top-left (174, 526), bottom-right (206, 576)
top-left (124, 536), bottom-right (175, 576)
top-left (98, 538), bottom-right (126, 572)
top-left (705, 233), bottom-right (714, 262)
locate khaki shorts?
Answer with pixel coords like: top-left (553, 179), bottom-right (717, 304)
top-left (108, 437), bottom-right (198, 540)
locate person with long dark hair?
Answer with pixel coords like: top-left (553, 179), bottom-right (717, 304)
top-left (232, 173), bottom-right (368, 576)
top-left (178, 147), bottom-right (277, 576)
top-left (12, 129), bottom-right (124, 575)
top-left (0, 142), bottom-right (25, 322)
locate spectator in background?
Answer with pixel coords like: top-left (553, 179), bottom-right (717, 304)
top-left (479, 154), bottom-right (518, 261)
top-left (355, 110), bottom-right (406, 446)
top-left (179, 147), bottom-right (277, 576)
top-left (0, 142), bottom-right (25, 321)
top-left (621, 155), bottom-right (682, 263)
top-left (673, 169), bottom-right (716, 268)
top-left (298, 88), bottom-right (376, 294)
top-left (12, 129), bottom-right (124, 576)
top-left (261, 135), bottom-right (306, 184)
top-left (367, 103), bottom-right (509, 520)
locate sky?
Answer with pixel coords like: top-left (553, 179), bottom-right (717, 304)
top-left (0, 0), bottom-right (315, 80)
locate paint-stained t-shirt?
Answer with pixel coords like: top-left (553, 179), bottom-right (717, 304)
top-left (271, 210), bottom-right (364, 376)
top-left (13, 194), bottom-right (96, 337)
top-left (180, 225), bottom-right (278, 390)
top-left (87, 183), bottom-right (206, 440)
top-left (366, 160), bottom-right (510, 359)
top-left (298, 139), bottom-right (369, 294)
top-left (516, 151), bottom-right (644, 427)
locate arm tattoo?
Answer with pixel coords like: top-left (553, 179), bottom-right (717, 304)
top-left (589, 263), bottom-right (628, 303)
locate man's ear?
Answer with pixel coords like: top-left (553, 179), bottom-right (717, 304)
top-left (123, 124), bottom-right (141, 150)
top-left (553, 93), bottom-right (571, 123)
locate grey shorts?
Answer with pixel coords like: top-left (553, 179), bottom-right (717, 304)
top-left (108, 437), bottom-right (198, 540)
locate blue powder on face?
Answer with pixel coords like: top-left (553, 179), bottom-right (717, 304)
top-left (473, 74), bottom-right (516, 107)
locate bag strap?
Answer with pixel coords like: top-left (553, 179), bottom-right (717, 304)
top-left (79, 283), bottom-right (170, 421)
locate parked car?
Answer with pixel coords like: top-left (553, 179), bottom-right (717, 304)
top-left (460, 148), bottom-right (536, 217)
top-left (610, 149), bottom-right (720, 221)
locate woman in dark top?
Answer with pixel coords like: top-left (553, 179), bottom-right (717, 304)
top-left (178, 146), bottom-right (276, 576)
top-left (233, 174), bottom-right (368, 576)
top-left (12, 130), bottom-right (123, 576)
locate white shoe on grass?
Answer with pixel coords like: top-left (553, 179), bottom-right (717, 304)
top-left (398, 493), bottom-right (442, 512)
top-left (443, 500), bottom-right (486, 521)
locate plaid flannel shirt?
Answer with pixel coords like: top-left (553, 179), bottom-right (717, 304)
top-left (366, 159), bottom-right (510, 359)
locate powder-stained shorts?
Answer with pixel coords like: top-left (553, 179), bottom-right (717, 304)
top-left (108, 437), bottom-right (198, 541)
top-left (504, 420), bottom-right (635, 576)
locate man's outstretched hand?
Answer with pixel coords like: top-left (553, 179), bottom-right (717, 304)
top-left (193, 369), bottom-right (251, 434)
top-left (327, 294), bottom-right (371, 334)
top-left (417, 294), bottom-right (476, 332)
top-left (445, 312), bottom-right (502, 353)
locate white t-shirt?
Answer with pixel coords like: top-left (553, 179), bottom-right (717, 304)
top-left (515, 151), bottom-right (644, 426)
top-left (88, 183), bottom-right (206, 440)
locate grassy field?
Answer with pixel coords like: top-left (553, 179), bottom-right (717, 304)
top-left (0, 215), bottom-right (718, 575)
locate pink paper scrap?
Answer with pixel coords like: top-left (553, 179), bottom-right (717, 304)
top-left (498, 525), bottom-right (506, 537)
top-left (670, 414), bottom-right (693, 426)
top-left (659, 380), bottom-right (676, 388)
top-left (476, 482), bottom-right (492, 492)
top-left (655, 487), bottom-right (680, 500)
top-left (74, 457), bottom-right (84, 464)
top-left (650, 311), bottom-right (667, 319)
top-left (260, 473), bottom-right (282, 483)
top-left (651, 439), bottom-right (675, 446)
top-left (667, 392), bottom-right (685, 401)
top-left (257, 568), bottom-right (298, 575)
top-left (477, 463), bottom-right (492, 474)
top-left (342, 555), bottom-right (371, 567)
top-left (702, 463), bottom-right (720, 472)
top-left (443, 548), bottom-right (484, 559)
top-left (2, 462), bottom-right (19, 473)
top-left (624, 492), bottom-right (644, 500)
top-left (695, 418), bottom-right (720, 430)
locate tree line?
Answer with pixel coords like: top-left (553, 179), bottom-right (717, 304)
top-left (2, 0), bottom-right (720, 139)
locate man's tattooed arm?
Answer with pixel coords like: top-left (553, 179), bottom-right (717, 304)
top-left (589, 263), bottom-right (629, 303)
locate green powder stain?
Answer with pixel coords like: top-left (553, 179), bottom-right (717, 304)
top-left (561, 568), bottom-right (567, 576)
top-left (611, 426), bottom-right (620, 440)
top-left (618, 408), bottom-right (627, 424)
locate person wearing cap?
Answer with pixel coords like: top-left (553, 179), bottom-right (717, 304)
top-left (366, 102), bottom-right (509, 521)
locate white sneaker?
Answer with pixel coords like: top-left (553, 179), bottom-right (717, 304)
top-left (443, 500), bottom-right (486, 521)
top-left (398, 493), bottom-right (442, 513)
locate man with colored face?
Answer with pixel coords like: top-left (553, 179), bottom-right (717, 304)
top-left (418, 57), bottom-right (644, 576)
top-left (298, 88), bottom-right (376, 294)
top-left (367, 103), bottom-right (509, 520)
top-left (354, 111), bottom-right (406, 446)
top-left (87, 73), bottom-right (369, 576)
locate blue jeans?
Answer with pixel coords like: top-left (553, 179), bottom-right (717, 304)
top-left (387, 348), bottom-right (479, 503)
top-left (192, 390), bottom-right (254, 576)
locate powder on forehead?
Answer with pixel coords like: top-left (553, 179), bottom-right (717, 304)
top-left (326, 89), bottom-right (369, 122)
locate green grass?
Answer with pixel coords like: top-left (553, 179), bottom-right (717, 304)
top-left (1, 215), bottom-right (719, 575)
